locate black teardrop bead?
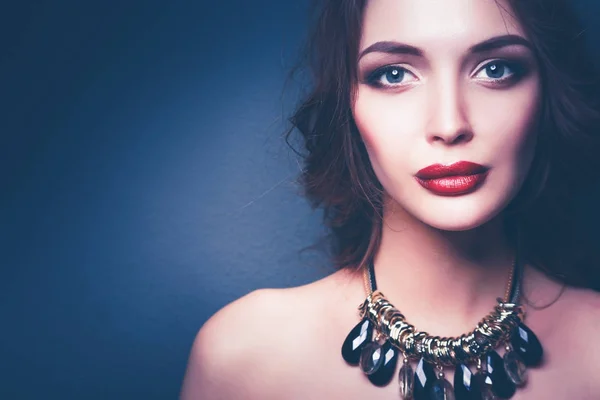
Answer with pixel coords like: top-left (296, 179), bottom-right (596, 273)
top-left (454, 364), bottom-right (476, 400)
top-left (341, 318), bottom-right (373, 365)
top-left (368, 340), bottom-right (398, 386)
top-left (429, 377), bottom-right (455, 400)
top-left (413, 358), bottom-right (436, 400)
top-left (510, 323), bottom-right (543, 366)
top-left (486, 350), bottom-right (516, 399)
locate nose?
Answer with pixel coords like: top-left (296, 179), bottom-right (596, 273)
top-left (425, 77), bottom-right (473, 145)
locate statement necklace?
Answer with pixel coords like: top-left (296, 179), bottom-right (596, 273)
top-left (341, 256), bottom-right (544, 399)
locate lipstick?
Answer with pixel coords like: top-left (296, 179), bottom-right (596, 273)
top-left (415, 161), bottom-right (488, 196)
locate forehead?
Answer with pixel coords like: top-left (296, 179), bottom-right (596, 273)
top-left (360, 0), bottom-right (525, 51)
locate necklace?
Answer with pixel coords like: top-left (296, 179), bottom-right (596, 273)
top-left (341, 255), bottom-right (544, 400)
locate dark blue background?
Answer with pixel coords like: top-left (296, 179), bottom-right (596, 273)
top-left (2, 1), bottom-right (599, 399)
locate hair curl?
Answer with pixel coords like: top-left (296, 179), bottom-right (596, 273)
top-left (285, 0), bottom-right (600, 291)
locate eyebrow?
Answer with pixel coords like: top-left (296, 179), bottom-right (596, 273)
top-left (358, 34), bottom-right (533, 61)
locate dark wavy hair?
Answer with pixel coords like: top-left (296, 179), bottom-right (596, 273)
top-left (285, 0), bottom-right (600, 291)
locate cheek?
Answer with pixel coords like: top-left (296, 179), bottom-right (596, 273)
top-left (352, 89), bottom-right (420, 168)
top-left (471, 82), bottom-right (540, 174)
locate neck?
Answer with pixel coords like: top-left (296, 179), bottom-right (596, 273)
top-left (369, 199), bottom-right (516, 335)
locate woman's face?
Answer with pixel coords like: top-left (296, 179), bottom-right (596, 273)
top-left (353, 0), bottom-right (541, 231)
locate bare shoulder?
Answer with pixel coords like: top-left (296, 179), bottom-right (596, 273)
top-left (180, 270), bottom-right (360, 400)
top-left (559, 285), bottom-right (600, 356)
top-left (564, 286), bottom-right (600, 395)
top-left (180, 288), bottom-right (294, 400)
top-left (512, 267), bottom-right (600, 397)
top-left (544, 283), bottom-right (600, 395)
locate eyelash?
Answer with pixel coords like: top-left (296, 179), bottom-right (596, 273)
top-left (365, 60), bottom-right (527, 89)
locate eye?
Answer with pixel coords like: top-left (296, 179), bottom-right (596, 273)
top-left (473, 60), bottom-right (525, 84)
top-left (366, 65), bottom-right (418, 88)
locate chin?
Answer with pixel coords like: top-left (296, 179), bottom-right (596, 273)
top-left (420, 211), bottom-right (500, 232)
top-left (400, 193), bottom-right (510, 232)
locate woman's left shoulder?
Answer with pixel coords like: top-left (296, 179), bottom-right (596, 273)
top-left (557, 286), bottom-right (600, 385)
top-left (511, 269), bottom-right (599, 397)
top-left (536, 284), bottom-right (600, 396)
top-left (560, 285), bottom-right (600, 328)
top-left (527, 267), bottom-right (600, 334)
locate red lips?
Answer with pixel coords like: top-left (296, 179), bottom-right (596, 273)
top-left (415, 161), bottom-right (489, 196)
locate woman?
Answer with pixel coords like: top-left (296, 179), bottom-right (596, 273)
top-left (182, 0), bottom-right (600, 399)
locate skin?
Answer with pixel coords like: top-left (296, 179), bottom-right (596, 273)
top-left (182, 1), bottom-right (600, 399)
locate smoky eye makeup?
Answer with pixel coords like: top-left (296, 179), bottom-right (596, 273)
top-left (471, 57), bottom-right (534, 86)
top-left (362, 65), bottom-right (415, 88)
top-left (358, 56), bottom-right (418, 81)
top-left (358, 56), bottom-right (422, 87)
top-left (468, 47), bottom-right (538, 86)
top-left (359, 55), bottom-right (533, 90)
